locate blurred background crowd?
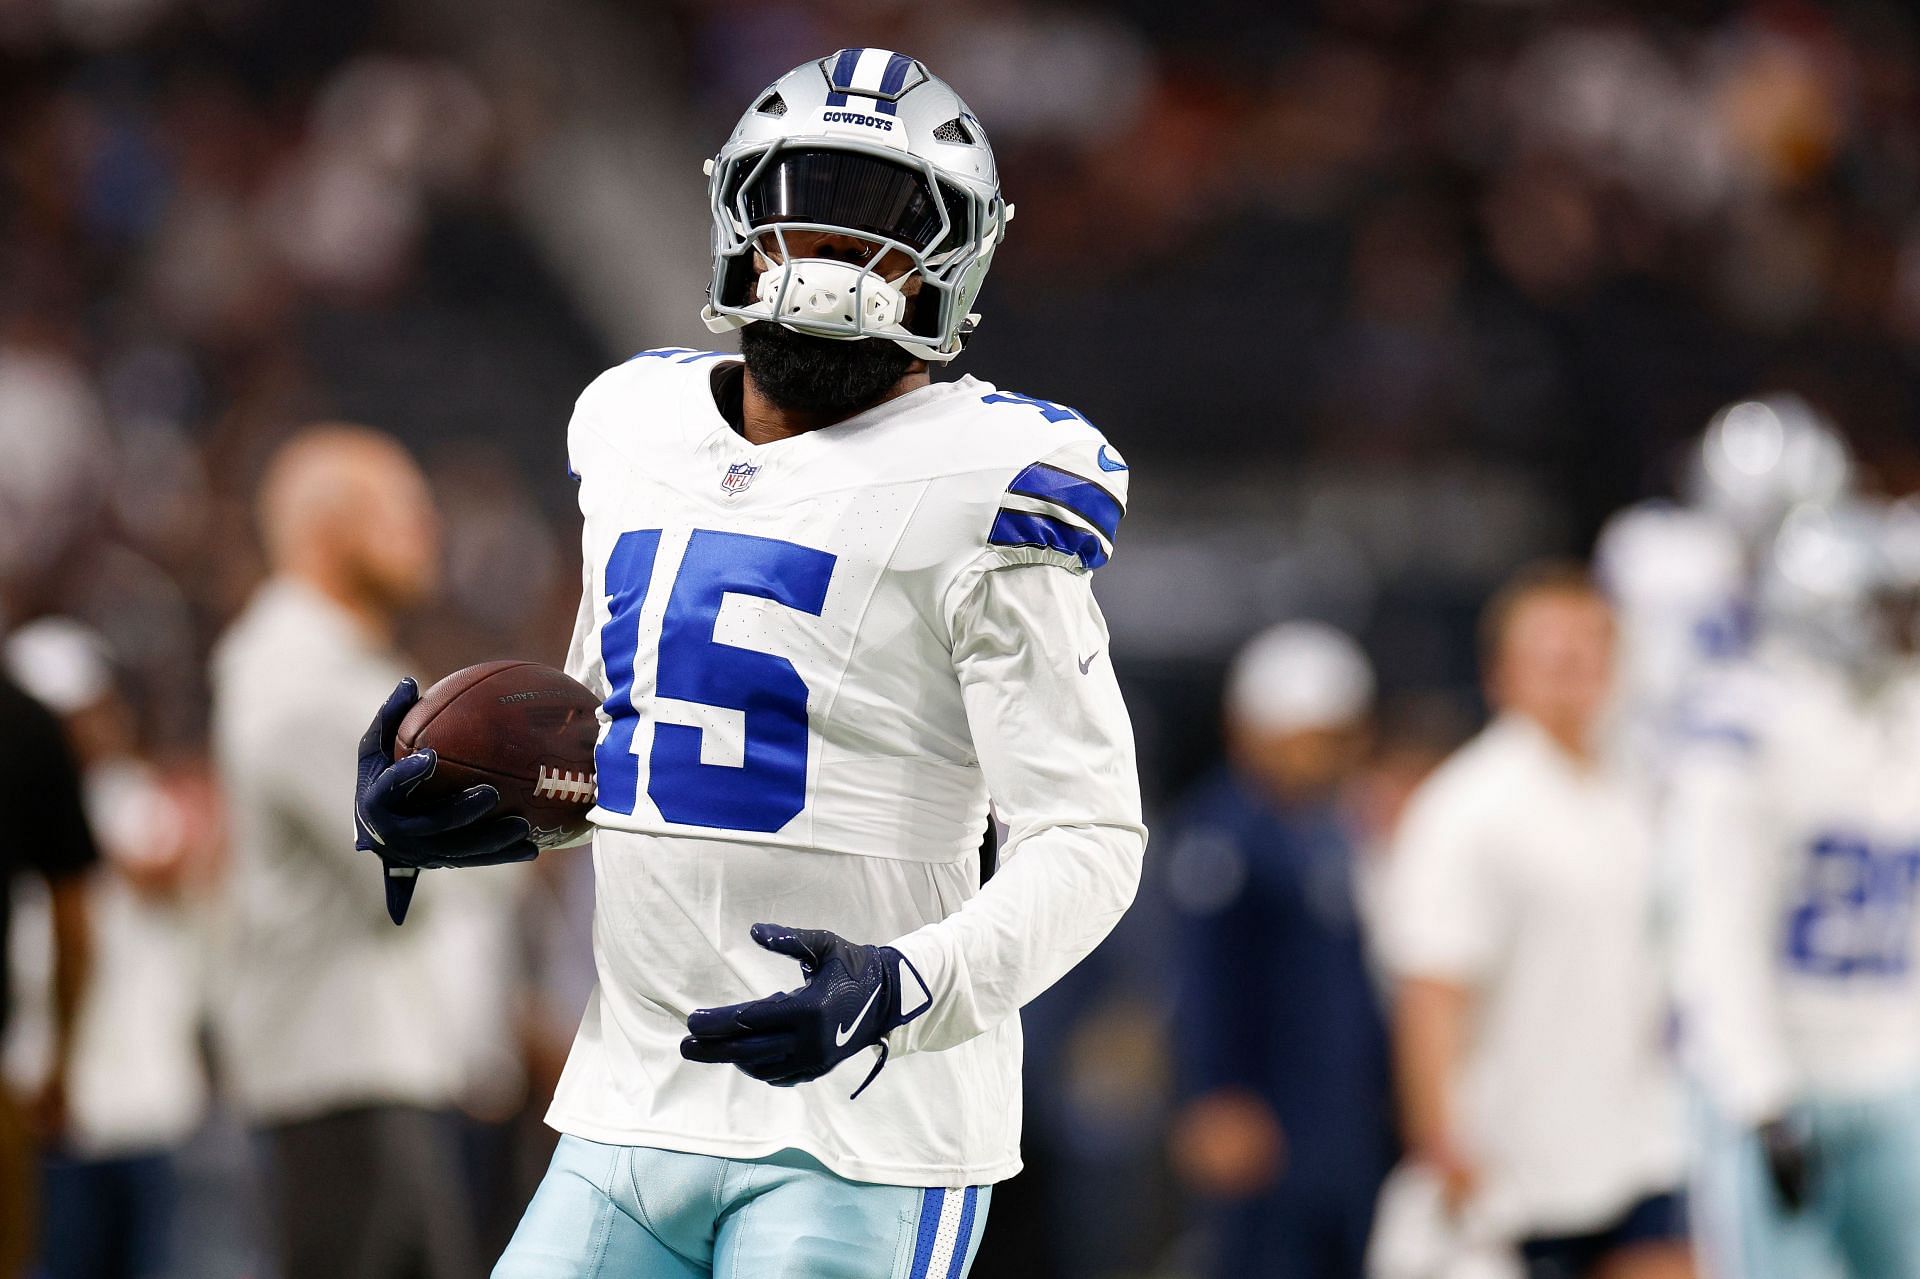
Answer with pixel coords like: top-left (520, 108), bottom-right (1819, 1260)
top-left (6, 0), bottom-right (1920, 1275)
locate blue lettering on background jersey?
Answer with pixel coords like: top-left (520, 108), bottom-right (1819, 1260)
top-left (1785, 832), bottom-right (1920, 977)
top-left (596, 529), bottom-right (836, 832)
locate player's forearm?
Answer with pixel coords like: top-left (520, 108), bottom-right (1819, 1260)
top-left (888, 818), bottom-right (1144, 1054)
top-left (1670, 765), bottom-right (1795, 1121)
top-left (1394, 976), bottom-right (1471, 1161)
top-left (902, 561), bottom-right (1144, 1053)
top-left (1679, 903), bottom-right (1795, 1123)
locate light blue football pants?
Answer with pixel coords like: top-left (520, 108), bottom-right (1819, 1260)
top-left (493, 1136), bottom-right (990, 1279)
top-left (1695, 1089), bottom-right (1920, 1279)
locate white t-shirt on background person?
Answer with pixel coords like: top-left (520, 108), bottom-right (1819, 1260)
top-left (4, 761), bottom-right (207, 1157)
top-left (211, 578), bottom-right (463, 1123)
top-left (1379, 714), bottom-right (1686, 1240)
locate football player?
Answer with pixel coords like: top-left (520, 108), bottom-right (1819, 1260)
top-left (1670, 499), bottom-right (1920, 1278)
top-left (1596, 394), bottom-right (1853, 779)
top-left (352, 50), bottom-right (1146, 1277)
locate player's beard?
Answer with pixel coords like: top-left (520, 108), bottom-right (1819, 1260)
top-left (740, 322), bottom-right (916, 418)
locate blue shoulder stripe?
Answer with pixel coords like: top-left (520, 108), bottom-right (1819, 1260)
top-left (989, 509), bottom-right (1110, 570)
top-left (1005, 463), bottom-right (1123, 542)
top-left (628, 347), bottom-right (729, 364)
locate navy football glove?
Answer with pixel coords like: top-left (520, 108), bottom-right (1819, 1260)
top-left (680, 923), bottom-right (931, 1098)
top-left (355, 677), bottom-right (537, 925)
top-left (1759, 1116), bottom-right (1816, 1213)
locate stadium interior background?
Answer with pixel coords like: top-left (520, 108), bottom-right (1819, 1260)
top-left (5, 0), bottom-right (1920, 1274)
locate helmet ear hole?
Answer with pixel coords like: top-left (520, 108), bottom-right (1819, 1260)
top-left (716, 255), bottom-right (759, 309)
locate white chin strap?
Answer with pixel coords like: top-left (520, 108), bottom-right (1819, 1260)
top-left (755, 258), bottom-right (908, 333)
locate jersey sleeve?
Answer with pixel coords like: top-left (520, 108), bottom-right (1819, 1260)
top-left (1377, 768), bottom-right (1509, 985)
top-left (935, 431), bottom-right (1131, 647)
top-left (563, 541), bottom-right (605, 701)
top-left (562, 374), bottom-right (621, 852)
top-left (886, 557), bottom-right (1146, 1056)
top-left (1667, 676), bottom-right (1796, 1123)
top-left (979, 436), bottom-right (1129, 574)
top-left (564, 362), bottom-right (632, 501)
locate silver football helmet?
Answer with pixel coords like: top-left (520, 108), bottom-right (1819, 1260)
top-left (1759, 500), bottom-right (1920, 671)
top-left (1688, 394), bottom-right (1853, 545)
top-left (700, 49), bottom-right (1011, 363)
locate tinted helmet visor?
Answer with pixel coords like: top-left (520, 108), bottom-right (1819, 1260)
top-left (738, 148), bottom-right (967, 255)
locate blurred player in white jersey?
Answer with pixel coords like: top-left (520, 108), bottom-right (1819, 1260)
top-left (1671, 499), bottom-right (1920, 1278)
top-left (1596, 395), bottom-right (1853, 779)
top-left (351, 49), bottom-right (1146, 1277)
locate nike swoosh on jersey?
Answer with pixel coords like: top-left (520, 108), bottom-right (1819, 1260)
top-left (1096, 445), bottom-right (1128, 472)
top-left (1078, 651), bottom-right (1099, 673)
top-left (837, 985), bottom-right (883, 1047)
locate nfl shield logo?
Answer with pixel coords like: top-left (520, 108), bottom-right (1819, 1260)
top-left (721, 461), bottom-right (759, 495)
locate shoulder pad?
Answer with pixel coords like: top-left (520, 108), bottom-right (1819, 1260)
top-left (568, 349), bottom-right (738, 479)
top-left (986, 432), bottom-right (1130, 572)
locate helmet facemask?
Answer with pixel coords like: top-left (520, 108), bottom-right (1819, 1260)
top-left (704, 139), bottom-right (1003, 362)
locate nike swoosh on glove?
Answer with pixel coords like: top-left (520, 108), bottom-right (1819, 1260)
top-left (680, 923), bottom-right (931, 1098)
top-left (354, 677), bottom-right (537, 924)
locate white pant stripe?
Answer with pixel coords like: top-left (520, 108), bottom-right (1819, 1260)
top-left (923, 1187), bottom-right (967, 1277)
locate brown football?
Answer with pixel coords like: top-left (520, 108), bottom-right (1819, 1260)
top-left (394, 660), bottom-right (601, 849)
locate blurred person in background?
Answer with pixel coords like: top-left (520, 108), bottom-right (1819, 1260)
top-left (1168, 621), bottom-right (1396, 1279)
top-left (210, 425), bottom-right (481, 1279)
top-left (4, 618), bottom-right (213, 1279)
top-left (1380, 566), bottom-right (1690, 1279)
top-left (1671, 500), bottom-right (1920, 1279)
top-left (1596, 396), bottom-right (1854, 775)
top-left (430, 859), bottom-right (540, 1263)
top-left (1684, 399), bottom-right (1855, 574)
top-left (0, 668), bottom-right (97, 1278)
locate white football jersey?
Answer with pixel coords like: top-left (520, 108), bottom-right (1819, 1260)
top-left (546, 349), bottom-right (1146, 1185)
top-left (1594, 500), bottom-right (1750, 782)
top-left (1671, 649), bottom-right (1920, 1121)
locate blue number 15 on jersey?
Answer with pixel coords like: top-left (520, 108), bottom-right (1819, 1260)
top-left (597, 528), bottom-right (837, 832)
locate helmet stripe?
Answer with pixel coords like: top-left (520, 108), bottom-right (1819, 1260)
top-left (849, 47), bottom-right (893, 91)
top-left (824, 47), bottom-right (863, 106)
top-left (875, 51), bottom-right (913, 115)
top-left (825, 47), bottom-right (915, 115)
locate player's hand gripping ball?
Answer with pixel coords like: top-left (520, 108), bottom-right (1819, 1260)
top-left (355, 661), bottom-right (601, 872)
